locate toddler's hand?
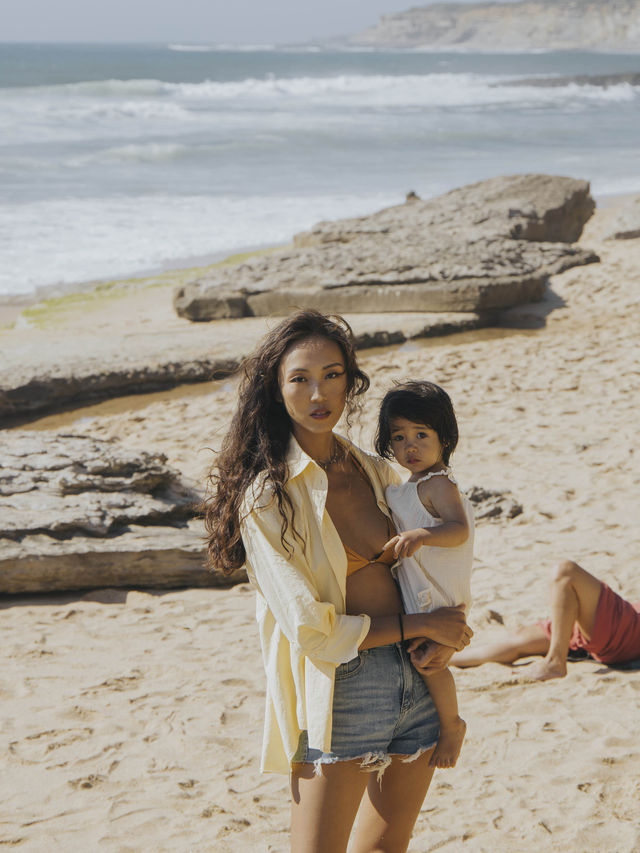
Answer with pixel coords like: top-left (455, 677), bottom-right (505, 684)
top-left (384, 528), bottom-right (427, 559)
top-left (410, 641), bottom-right (455, 674)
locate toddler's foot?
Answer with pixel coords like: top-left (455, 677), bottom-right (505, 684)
top-left (429, 716), bottom-right (466, 768)
top-left (525, 656), bottom-right (567, 682)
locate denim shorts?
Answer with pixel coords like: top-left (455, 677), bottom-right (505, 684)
top-left (293, 643), bottom-right (439, 774)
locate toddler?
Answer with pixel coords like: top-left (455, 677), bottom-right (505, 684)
top-left (376, 380), bottom-right (474, 768)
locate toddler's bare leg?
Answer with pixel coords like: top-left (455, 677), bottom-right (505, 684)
top-left (423, 668), bottom-right (466, 769)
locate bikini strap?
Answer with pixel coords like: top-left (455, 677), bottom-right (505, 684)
top-left (347, 450), bottom-right (396, 538)
top-left (415, 467), bottom-right (458, 486)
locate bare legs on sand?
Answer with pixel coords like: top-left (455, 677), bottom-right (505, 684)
top-left (290, 748), bottom-right (436, 853)
top-left (452, 561), bottom-right (602, 682)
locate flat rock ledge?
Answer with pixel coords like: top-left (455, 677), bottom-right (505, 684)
top-left (1, 312), bottom-right (485, 425)
top-left (1, 433), bottom-right (523, 594)
top-left (174, 174), bottom-right (598, 322)
top-left (0, 432), bottom-right (244, 593)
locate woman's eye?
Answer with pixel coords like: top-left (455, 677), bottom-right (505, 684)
top-left (327, 370), bottom-right (344, 379)
top-left (417, 432), bottom-right (427, 439)
top-left (291, 376), bottom-right (306, 382)
top-left (392, 435), bottom-right (403, 442)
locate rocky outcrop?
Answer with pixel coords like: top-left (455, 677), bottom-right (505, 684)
top-left (294, 173), bottom-right (594, 246)
top-left (0, 175), bottom-right (598, 424)
top-left (604, 196), bottom-right (640, 241)
top-left (0, 432), bottom-right (244, 593)
top-left (174, 174), bottom-right (598, 322)
top-left (0, 432), bottom-right (524, 594)
top-left (0, 357), bottom-right (241, 427)
top-left (349, 0), bottom-right (640, 52)
top-left (465, 486), bottom-right (523, 520)
top-left (0, 313), bottom-right (488, 425)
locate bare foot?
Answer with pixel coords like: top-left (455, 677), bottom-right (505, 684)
top-left (525, 656), bottom-right (567, 682)
top-left (429, 716), bottom-right (466, 768)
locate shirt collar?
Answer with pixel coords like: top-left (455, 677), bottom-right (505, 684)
top-left (285, 433), bottom-right (356, 481)
top-left (285, 433), bottom-right (392, 520)
top-left (285, 435), bottom-right (314, 480)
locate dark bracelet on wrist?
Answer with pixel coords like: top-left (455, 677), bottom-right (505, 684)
top-left (398, 612), bottom-right (405, 644)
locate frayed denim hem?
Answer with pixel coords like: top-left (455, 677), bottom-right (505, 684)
top-left (307, 742), bottom-right (436, 784)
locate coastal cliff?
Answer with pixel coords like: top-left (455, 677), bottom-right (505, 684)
top-left (350, 0), bottom-right (640, 52)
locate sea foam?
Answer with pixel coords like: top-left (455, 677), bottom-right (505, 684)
top-left (1, 191), bottom-right (399, 297)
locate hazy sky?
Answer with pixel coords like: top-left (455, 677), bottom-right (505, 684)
top-left (2, 0), bottom-right (514, 45)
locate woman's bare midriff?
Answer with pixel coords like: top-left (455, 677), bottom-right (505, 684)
top-left (346, 562), bottom-right (403, 616)
top-left (323, 451), bottom-right (403, 617)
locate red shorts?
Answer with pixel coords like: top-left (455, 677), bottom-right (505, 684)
top-left (538, 583), bottom-right (640, 665)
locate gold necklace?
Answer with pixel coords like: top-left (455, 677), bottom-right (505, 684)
top-left (317, 440), bottom-right (344, 470)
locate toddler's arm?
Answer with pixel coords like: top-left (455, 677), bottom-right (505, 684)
top-left (385, 476), bottom-right (469, 558)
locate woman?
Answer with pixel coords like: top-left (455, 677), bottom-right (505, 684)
top-left (204, 310), bottom-right (472, 853)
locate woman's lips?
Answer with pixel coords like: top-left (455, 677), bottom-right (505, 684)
top-left (310, 409), bottom-right (330, 419)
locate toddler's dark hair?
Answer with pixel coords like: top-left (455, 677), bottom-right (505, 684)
top-left (375, 380), bottom-right (459, 465)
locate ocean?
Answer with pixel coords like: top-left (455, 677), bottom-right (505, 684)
top-left (1, 43), bottom-right (639, 298)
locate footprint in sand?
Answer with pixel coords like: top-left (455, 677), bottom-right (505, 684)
top-left (9, 726), bottom-right (94, 763)
top-left (68, 773), bottom-right (107, 789)
top-left (82, 669), bottom-right (144, 695)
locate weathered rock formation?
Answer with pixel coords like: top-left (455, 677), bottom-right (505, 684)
top-left (0, 432), bottom-right (245, 593)
top-left (0, 356), bottom-right (241, 427)
top-left (0, 313), bottom-right (487, 425)
top-left (349, 0), bottom-right (640, 52)
top-left (174, 174), bottom-right (598, 322)
top-left (0, 175), bottom-right (599, 424)
top-left (465, 486), bottom-right (522, 520)
top-left (605, 196), bottom-right (640, 241)
top-left (0, 432), bottom-right (523, 594)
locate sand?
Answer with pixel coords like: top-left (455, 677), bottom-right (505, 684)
top-left (1, 202), bottom-right (639, 851)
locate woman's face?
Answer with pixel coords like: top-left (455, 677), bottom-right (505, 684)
top-left (277, 336), bottom-right (348, 442)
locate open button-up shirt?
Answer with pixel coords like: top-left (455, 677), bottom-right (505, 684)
top-left (240, 434), bottom-right (400, 774)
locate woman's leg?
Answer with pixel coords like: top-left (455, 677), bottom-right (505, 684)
top-left (349, 748), bottom-right (436, 853)
top-left (290, 759), bottom-right (370, 853)
top-left (529, 560), bottom-right (602, 681)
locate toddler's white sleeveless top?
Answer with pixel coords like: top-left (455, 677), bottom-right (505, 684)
top-left (385, 468), bottom-right (474, 614)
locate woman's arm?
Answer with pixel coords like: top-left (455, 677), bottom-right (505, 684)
top-left (243, 503), bottom-right (471, 659)
top-left (359, 606), bottom-right (472, 651)
top-left (241, 501), bottom-right (370, 665)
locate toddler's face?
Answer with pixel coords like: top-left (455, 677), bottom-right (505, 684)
top-left (389, 417), bottom-right (445, 477)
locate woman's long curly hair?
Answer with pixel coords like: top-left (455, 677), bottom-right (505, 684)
top-left (203, 309), bottom-right (370, 574)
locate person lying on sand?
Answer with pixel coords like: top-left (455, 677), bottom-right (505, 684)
top-left (451, 560), bottom-right (640, 681)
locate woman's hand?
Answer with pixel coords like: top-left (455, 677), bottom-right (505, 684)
top-left (412, 604), bottom-right (472, 650)
top-left (408, 641), bottom-right (455, 675)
